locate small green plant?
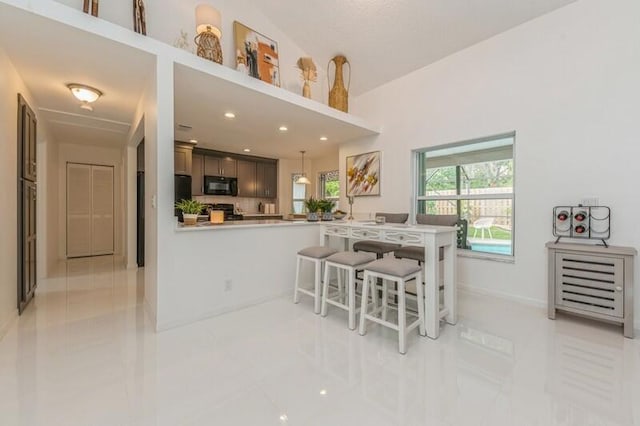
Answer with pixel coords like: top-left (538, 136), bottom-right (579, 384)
top-left (318, 199), bottom-right (336, 213)
top-left (304, 196), bottom-right (321, 213)
top-left (174, 199), bottom-right (205, 215)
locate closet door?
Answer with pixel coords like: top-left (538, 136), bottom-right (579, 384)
top-left (67, 163), bottom-right (93, 257)
top-left (66, 163), bottom-right (114, 257)
top-left (91, 165), bottom-right (114, 255)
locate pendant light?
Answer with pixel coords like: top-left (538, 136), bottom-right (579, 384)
top-left (296, 150), bottom-right (311, 185)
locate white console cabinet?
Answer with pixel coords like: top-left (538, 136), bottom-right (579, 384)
top-left (547, 242), bottom-right (636, 338)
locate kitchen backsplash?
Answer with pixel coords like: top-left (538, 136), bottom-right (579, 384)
top-left (193, 196), bottom-right (278, 214)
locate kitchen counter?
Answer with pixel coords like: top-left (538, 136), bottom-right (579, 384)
top-left (175, 219), bottom-right (316, 231)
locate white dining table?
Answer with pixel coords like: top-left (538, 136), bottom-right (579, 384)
top-left (319, 220), bottom-right (457, 339)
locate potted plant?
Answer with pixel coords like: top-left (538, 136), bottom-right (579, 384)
top-left (319, 199), bottom-right (336, 221)
top-left (175, 199), bottom-right (205, 226)
top-left (304, 196), bottom-right (321, 222)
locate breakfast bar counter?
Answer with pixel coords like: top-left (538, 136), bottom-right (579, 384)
top-left (320, 221), bottom-right (458, 339)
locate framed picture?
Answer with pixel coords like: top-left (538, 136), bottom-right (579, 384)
top-left (233, 21), bottom-right (280, 87)
top-left (346, 151), bottom-right (381, 196)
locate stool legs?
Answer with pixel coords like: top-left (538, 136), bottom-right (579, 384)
top-left (348, 270), bottom-right (356, 330)
top-left (320, 262), bottom-right (331, 317)
top-left (398, 279), bottom-right (407, 354)
top-left (314, 259), bottom-right (322, 314)
top-left (293, 256), bottom-right (302, 304)
top-left (358, 272), bottom-right (370, 336)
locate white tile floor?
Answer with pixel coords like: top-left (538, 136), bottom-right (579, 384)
top-left (1, 256), bottom-right (639, 425)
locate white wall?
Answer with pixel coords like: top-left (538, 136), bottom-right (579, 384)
top-left (0, 46), bottom-right (53, 337)
top-left (347, 0), bottom-right (640, 325)
top-left (55, 142), bottom-right (125, 259)
top-left (53, 0), bottom-right (327, 103)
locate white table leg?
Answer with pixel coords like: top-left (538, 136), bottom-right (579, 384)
top-left (424, 235), bottom-right (440, 339)
top-left (443, 232), bottom-right (457, 325)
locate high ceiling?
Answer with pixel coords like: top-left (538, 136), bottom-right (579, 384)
top-left (0, 0), bottom-right (577, 156)
top-left (254, 0), bottom-right (577, 95)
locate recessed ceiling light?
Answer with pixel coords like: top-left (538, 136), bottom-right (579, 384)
top-left (243, 148), bottom-right (251, 152)
top-left (279, 126), bottom-right (288, 132)
top-left (189, 139), bottom-right (198, 143)
top-left (319, 389), bottom-right (327, 395)
top-left (224, 112), bottom-right (236, 119)
top-left (320, 136), bottom-right (328, 141)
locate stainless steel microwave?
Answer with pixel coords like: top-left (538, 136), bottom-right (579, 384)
top-left (203, 176), bottom-right (238, 196)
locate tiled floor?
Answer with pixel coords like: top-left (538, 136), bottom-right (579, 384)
top-left (1, 256), bottom-right (639, 425)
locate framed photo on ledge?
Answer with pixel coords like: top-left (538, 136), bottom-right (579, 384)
top-left (233, 21), bottom-right (280, 87)
top-left (346, 151), bottom-right (380, 196)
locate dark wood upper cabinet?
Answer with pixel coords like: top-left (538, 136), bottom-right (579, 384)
top-left (237, 160), bottom-right (256, 197)
top-left (256, 161), bottom-right (277, 199)
top-left (191, 154), bottom-right (204, 196)
top-left (174, 142), bottom-right (194, 175)
top-left (204, 156), bottom-right (237, 177)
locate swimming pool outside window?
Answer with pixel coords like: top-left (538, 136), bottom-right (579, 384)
top-left (414, 133), bottom-right (515, 257)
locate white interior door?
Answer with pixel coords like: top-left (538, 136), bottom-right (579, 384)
top-left (66, 163), bottom-right (114, 258)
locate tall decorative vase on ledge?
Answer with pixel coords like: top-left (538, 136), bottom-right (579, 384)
top-left (328, 55), bottom-right (350, 113)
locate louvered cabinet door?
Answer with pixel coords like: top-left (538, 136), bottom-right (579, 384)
top-left (67, 164), bottom-right (93, 257)
top-left (91, 165), bottom-right (114, 255)
top-left (555, 253), bottom-right (624, 318)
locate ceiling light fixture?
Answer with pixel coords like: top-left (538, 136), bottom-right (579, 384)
top-left (279, 126), bottom-right (288, 132)
top-left (189, 139), bottom-right (198, 143)
top-left (320, 136), bottom-right (328, 141)
top-left (243, 148), bottom-right (251, 152)
top-left (195, 4), bottom-right (222, 64)
top-left (224, 112), bottom-right (236, 119)
top-left (67, 83), bottom-right (102, 111)
top-left (296, 150), bottom-right (311, 185)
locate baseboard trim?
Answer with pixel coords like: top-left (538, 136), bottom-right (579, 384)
top-left (0, 309), bottom-right (18, 341)
top-left (156, 290), bottom-right (290, 332)
top-left (458, 284), bottom-right (546, 309)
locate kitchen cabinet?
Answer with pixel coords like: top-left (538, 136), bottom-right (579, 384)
top-left (256, 161), bottom-right (277, 199)
top-left (174, 143), bottom-right (193, 175)
top-left (191, 154), bottom-right (204, 195)
top-left (237, 160), bottom-right (256, 197)
top-left (204, 156), bottom-right (237, 177)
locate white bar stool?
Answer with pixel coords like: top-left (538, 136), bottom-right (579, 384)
top-left (294, 246), bottom-right (339, 314)
top-left (358, 258), bottom-right (426, 354)
top-left (320, 251), bottom-right (376, 330)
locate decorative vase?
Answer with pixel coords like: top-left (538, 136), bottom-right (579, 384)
top-left (307, 212), bottom-right (319, 222)
top-left (183, 213), bottom-right (198, 226)
top-left (321, 212), bottom-right (333, 221)
top-left (328, 55), bottom-right (350, 113)
top-left (302, 80), bottom-right (311, 98)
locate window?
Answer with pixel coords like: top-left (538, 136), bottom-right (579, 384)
top-left (319, 170), bottom-right (339, 209)
top-left (292, 174), bottom-right (307, 213)
top-left (415, 133), bottom-right (515, 257)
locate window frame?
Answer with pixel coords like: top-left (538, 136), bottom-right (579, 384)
top-left (412, 132), bottom-right (516, 261)
top-left (291, 173), bottom-right (307, 213)
top-left (318, 170), bottom-right (340, 204)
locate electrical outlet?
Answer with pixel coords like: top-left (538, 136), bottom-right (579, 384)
top-left (580, 197), bottom-right (599, 206)
top-left (224, 279), bottom-right (233, 292)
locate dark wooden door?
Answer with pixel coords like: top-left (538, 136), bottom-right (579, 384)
top-left (20, 181), bottom-right (37, 313)
top-left (17, 94), bottom-right (37, 314)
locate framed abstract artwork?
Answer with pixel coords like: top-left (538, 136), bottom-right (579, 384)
top-left (233, 21), bottom-right (280, 87)
top-left (346, 151), bottom-right (381, 196)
